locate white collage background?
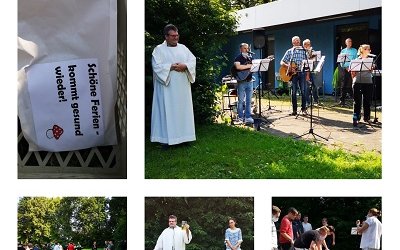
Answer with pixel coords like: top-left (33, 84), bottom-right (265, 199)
top-left (1, 1), bottom-right (398, 249)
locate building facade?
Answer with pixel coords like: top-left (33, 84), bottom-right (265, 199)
top-left (224, 0), bottom-right (381, 96)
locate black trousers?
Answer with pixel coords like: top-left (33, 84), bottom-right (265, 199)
top-left (339, 66), bottom-right (352, 102)
top-left (280, 243), bottom-right (292, 250)
top-left (353, 82), bottom-right (373, 120)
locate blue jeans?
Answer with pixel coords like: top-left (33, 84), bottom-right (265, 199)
top-left (291, 72), bottom-right (307, 112)
top-left (237, 80), bottom-right (253, 119)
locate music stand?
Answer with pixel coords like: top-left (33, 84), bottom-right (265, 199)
top-left (251, 58), bottom-right (273, 131)
top-left (260, 55), bottom-right (280, 112)
top-left (349, 58), bottom-right (374, 126)
top-left (295, 55), bottom-right (328, 141)
top-left (331, 53), bottom-right (352, 107)
top-left (371, 53), bottom-right (382, 124)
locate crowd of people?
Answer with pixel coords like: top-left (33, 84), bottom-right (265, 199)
top-left (18, 240), bottom-right (127, 250)
top-left (18, 242), bottom-right (82, 250)
top-left (271, 206), bottom-right (382, 250)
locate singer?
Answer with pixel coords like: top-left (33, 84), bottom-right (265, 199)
top-left (233, 43), bottom-right (254, 124)
top-left (350, 44), bottom-right (375, 127)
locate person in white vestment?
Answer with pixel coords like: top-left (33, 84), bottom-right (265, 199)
top-left (151, 24), bottom-right (197, 146)
top-left (356, 208), bottom-right (382, 250)
top-left (154, 215), bottom-right (192, 250)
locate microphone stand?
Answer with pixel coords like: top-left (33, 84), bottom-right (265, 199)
top-left (295, 47), bottom-right (328, 141)
top-left (253, 49), bottom-right (273, 131)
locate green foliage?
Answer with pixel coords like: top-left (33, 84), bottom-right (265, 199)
top-left (145, 123), bottom-right (382, 179)
top-left (272, 197), bottom-right (382, 250)
top-left (108, 197), bottom-right (128, 249)
top-left (18, 197), bottom-right (61, 244)
top-left (231, 0), bottom-right (276, 9)
top-left (18, 197), bottom-right (127, 247)
top-left (145, 197), bottom-right (254, 250)
top-left (145, 0), bottom-right (238, 127)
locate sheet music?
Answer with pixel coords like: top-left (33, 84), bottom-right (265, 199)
top-left (314, 56), bottom-right (325, 73)
top-left (250, 58), bottom-right (271, 72)
top-left (312, 51), bottom-right (322, 61)
top-left (351, 227), bottom-right (359, 235)
top-left (337, 53), bottom-right (351, 63)
top-left (349, 58), bottom-right (373, 71)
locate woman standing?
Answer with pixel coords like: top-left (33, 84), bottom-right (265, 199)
top-left (356, 208), bottom-right (382, 250)
top-left (350, 44), bottom-right (375, 127)
top-left (225, 218), bottom-right (243, 250)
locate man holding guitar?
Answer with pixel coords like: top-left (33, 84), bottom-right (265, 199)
top-left (280, 36), bottom-right (308, 116)
top-left (233, 43), bottom-right (254, 124)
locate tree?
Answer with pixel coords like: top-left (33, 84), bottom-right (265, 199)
top-left (108, 197), bottom-right (127, 249)
top-left (145, 197), bottom-right (254, 250)
top-left (230, 0), bottom-right (276, 9)
top-left (145, 0), bottom-right (238, 130)
top-left (18, 197), bottom-right (126, 248)
top-left (18, 197), bottom-right (61, 244)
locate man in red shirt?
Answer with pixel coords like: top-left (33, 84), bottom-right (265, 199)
top-left (279, 207), bottom-right (299, 250)
top-left (67, 242), bottom-right (75, 250)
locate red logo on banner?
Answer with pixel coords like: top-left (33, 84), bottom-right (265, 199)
top-left (46, 124), bottom-right (64, 140)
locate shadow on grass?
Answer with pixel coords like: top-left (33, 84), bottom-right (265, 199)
top-left (145, 123), bottom-right (381, 179)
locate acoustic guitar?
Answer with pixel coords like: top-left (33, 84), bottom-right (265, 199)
top-left (279, 62), bottom-right (297, 82)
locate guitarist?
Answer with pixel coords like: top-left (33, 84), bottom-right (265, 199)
top-left (280, 36), bottom-right (308, 116)
top-left (233, 43), bottom-right (254, 124)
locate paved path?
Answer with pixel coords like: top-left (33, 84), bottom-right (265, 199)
top-left (256, 99), bottom-right (381, 154)
top-left (225, 96), bottom-right (382, 154)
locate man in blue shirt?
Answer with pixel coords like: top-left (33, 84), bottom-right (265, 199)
top-left (280, 36), bottom-right (308, 115)
top-left (338, 38), bottom-right (358, 106)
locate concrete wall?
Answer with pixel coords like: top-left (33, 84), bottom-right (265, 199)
top-left (237, 0), bottom-right (381, 31)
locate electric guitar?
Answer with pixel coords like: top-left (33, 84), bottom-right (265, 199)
top-left (232, 55), bottom-right (275, 82)
top-left (231, 62), bottom-right (252, 82)
top-left (279, 61), bottom-right (297, 82)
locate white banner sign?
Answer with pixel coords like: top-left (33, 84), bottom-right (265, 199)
top-left (27, 58), bottom-right (105, 151)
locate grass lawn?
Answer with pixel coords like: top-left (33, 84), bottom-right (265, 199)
top-left (145, 123), bottom-right (381, 179)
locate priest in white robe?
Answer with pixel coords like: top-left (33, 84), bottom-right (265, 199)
top-left (154, 215), bottom-right (192, 250)
top-left (151, 24), bottom-right (196, 146)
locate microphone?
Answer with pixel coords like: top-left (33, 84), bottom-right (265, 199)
top-left (248, 51), bottom-right (256, 55)
top-left (368, 53), bottom-right (377, 57)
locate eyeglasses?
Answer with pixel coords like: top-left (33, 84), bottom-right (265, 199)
top-left (168, 34), bottom-right (179, 38)
top-left (168, 221), bottom-right (176, 223)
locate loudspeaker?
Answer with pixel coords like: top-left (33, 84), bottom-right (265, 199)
top-left (253, 30), bottom-right (265, 49)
